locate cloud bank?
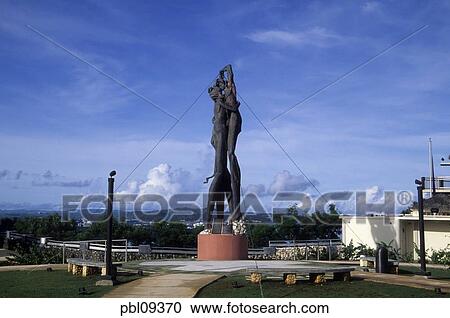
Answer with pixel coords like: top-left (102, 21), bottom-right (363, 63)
top-left (246, 27), bottom-right (343, 47)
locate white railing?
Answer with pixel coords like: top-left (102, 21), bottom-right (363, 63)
top-left (5, 231), bottom-right (327, 261)
top-left (5, 232), bottom-right (200, 263)
top-left (423, 176), bottom-right (450, 193)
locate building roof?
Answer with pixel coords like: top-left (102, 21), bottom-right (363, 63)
top-left (413, 193), bottom-right (450, 214)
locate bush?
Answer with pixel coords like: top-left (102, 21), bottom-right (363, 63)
top-left (8, 241), bottom-right (62, 265)
top-left (414, 243), bottom-right (430, 264)
top-left (340, 240), bottom-right (356, 260)
top-left (400, 252), bottom-right (414, 263)
top-left (356, 243), bottom-right (375, 258)
top-left (340, 240), bottom-right (375, 260)
top-left (377, 240), bottom-right (400, 260)
top-left (429, 247), bottom-right (450, 266)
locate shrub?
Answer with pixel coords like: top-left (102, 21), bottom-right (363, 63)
top-left (340, 240), bottom-right (376, 260)
top-left (400, 252), bottom-right (414, 263)
top-left (429, 247), bottom-right (450, 266)
top-left (8, 242), bottom-right (62, 265)
top-left (377, 240), bottom-right (401, 260)
top-left (356, 243), bottom-right (375, 258)
top-left (340, 240), bottom-right (356, 260)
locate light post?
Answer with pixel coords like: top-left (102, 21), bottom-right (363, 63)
top-left (105, 170), bottom-right (116, 280)
top-left (415, 177), bottom-right (430, 276)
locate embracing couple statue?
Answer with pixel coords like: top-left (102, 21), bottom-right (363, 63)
top-left (205, 65), bottom-right (243, 234)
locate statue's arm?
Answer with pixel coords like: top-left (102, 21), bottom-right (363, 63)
top-left (222, 64), bottom-right (233, 76)
top-left (222, 64), bottom-right (236, 95)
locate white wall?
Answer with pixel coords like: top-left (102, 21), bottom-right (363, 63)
top-left (342, 216), bottom-right (450, 259)
top-left (412, 221), bottom-right (450, 258)
top-left (342, 216), bottom-right (400, 249)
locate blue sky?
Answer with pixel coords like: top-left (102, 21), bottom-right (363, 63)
top-left (0, 0), bottom-right (449, 209)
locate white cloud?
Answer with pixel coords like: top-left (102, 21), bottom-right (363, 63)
top-left (267, 170), bottom-right (319, 195)
top-left (139, 164), bottom-right (186, 196)
top-left (243, 183), bottom-right (266, 196)
top-left (119, 163), bottom-right (200, 198)
top-left (361, 1), bottom-right (381, 13)
top-left (118, 164), bottom-right (319, 203)
top-left (246, 27), bottom-right (343, 47)
top-left (365, 185), bottom-right (385, 203)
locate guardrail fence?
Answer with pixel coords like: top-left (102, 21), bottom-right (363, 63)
top-left (3, 231), bottom-right (343, 262)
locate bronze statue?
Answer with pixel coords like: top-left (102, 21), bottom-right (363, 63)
top-left (205, 65), bottom-right (242, 233)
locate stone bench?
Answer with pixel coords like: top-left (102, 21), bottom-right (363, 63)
top-left (360, 256), bottom-right (399, 274)
top-left (248, 267), bottom-right (354, 285)
top-left (67, 258), bottom-right (121, 277)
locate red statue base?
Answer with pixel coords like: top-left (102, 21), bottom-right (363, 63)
top-left (197, 234), bottom-right (248, 260)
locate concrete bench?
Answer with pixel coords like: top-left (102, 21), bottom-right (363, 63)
top-left (247, 266), bottom-right (354, 285)
top-left (360, 256), bottom-right (399, 274)
top-left (67, 258), bottom-right (121, 277)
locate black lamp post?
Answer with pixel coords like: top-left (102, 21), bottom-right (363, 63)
top-left (415, 177), bottom-right (430, 276)
top-left (105, 170), bottom-right (116, 280)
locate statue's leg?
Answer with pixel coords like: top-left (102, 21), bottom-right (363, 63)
top-left (227, 111), bottom-right (242, 222)
top-left (207, 110), bottom-right (228, 230)
top-left (215, 191), bottom-right (225, 221)
top-left (223, 169), bottom-right (233, 232)
top-left (205, 103), bottom-right (230, 232)
top-left (229, 153), bottom-right (241, 221)
top-left (224, 171), bottom-right (232, 215)
top-left (206, 177), bottom-right (219, 229)
top-left (211, 191), bottom-right (225, 234)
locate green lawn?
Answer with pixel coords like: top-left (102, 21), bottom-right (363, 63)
top-left (0, 270), bottom-right (140, 298)
top-left (399, 265), bottom-right (450, 279)
top-left (196, 275), bottom-right (449, 298)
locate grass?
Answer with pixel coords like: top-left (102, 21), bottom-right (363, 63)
top-left (399, 265), bottom-right (450, 279)
top-left (196, 275), bottom-right (450, 298)
top-left (0, 269), bottom-right (141, 298)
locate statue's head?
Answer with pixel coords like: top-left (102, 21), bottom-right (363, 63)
top-left (216, 77), bottom-right (226, 90)
top-left (208, 86), bottom-right (221, 101)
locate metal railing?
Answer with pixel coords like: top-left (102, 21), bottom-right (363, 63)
top-left (5, 231), bottom-right (199, 263)
top-left (423, 176), bottom-right (450, 193)
top-left (4, 232), bottom-right (341, 262)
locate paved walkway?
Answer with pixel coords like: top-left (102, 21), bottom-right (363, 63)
top-left (0, 248), bottom-right (12, 262)
top-left (103, 273), bottom-right (222, 298)
top-left (138, 260), bottom-right (355, 273)
top-left (353, 271), bottom-right (450, 292)
top-left (0, 263), bottom-right (66, 272)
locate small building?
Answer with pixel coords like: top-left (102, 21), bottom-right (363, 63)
top-left (341, 193), bottom-right (450, 259)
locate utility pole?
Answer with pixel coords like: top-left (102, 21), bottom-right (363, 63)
top-left (415, 177), bottom-right (430, 276)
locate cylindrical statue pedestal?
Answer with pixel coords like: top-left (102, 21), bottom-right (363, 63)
top-left (197, 234), bottom-right (248, 260)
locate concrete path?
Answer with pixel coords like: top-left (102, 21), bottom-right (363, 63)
top-left (0, 263), bottom-right (66, 272)
top-left (138, 260), bottom-right (354, 273)
top-left (0, 248), bottom-right (12, 262)
top-left (353, 271), bottom-right (450, 292)
top-left (103, 273), bottom-right (222, 298)
top-left (314, 260), bottom-right (449, 270)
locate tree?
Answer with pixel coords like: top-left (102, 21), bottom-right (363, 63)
top-left (150, 222), bottom-right (194, 247)
top-left (248, 224), bottom-right (276, 248)
top-left (14, 214), bottom-right (77, 240)
top-left (0, 217), bottom-right (17, 231)
top-left (275, 217), bottom-right (301, 241)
